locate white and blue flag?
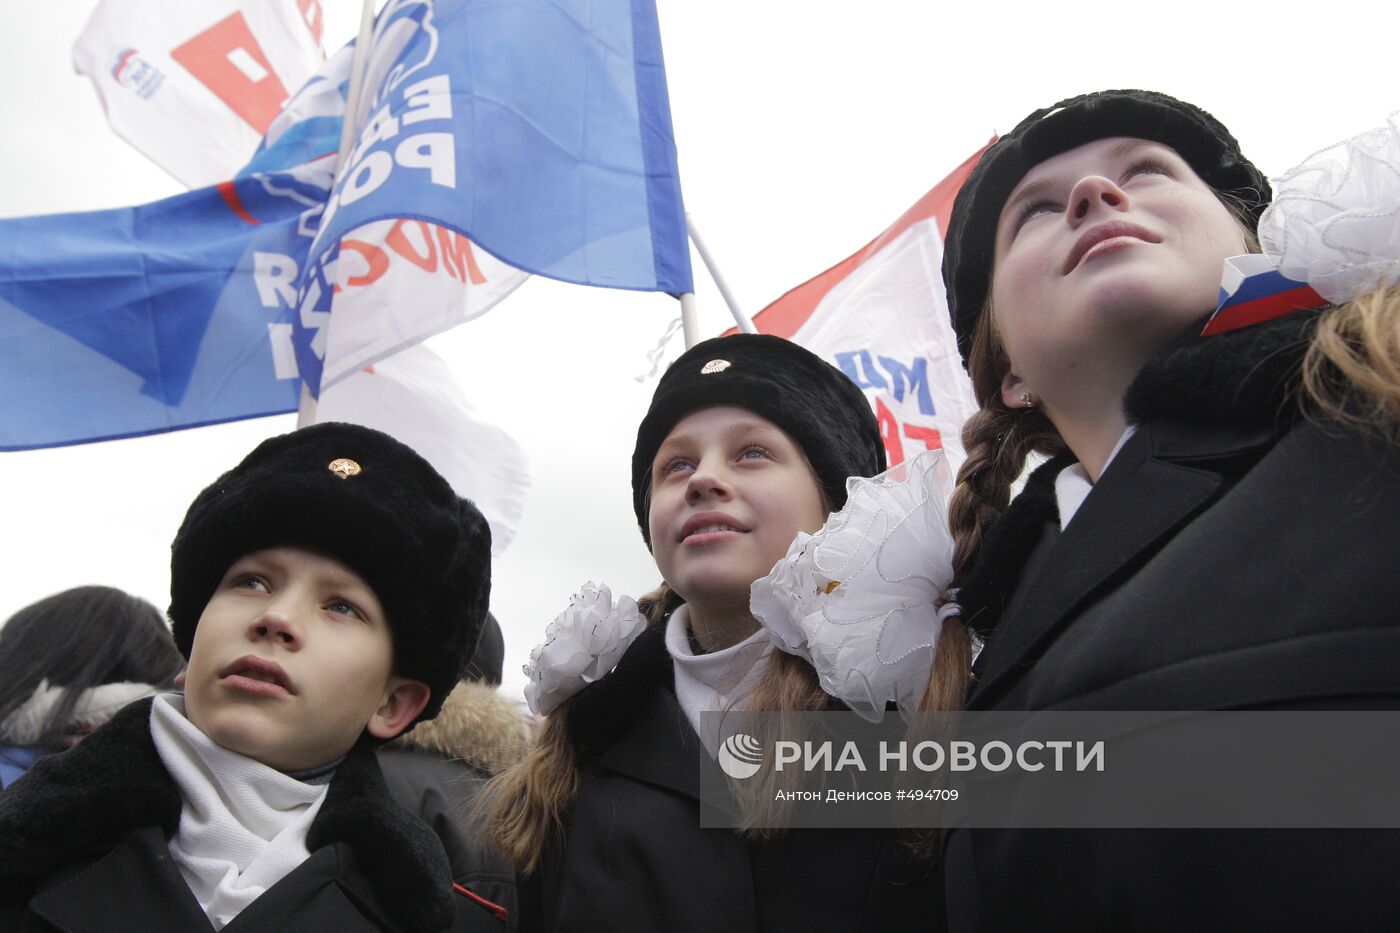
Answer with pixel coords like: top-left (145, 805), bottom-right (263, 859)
top-left (1, 0), bottom-right (691, 450)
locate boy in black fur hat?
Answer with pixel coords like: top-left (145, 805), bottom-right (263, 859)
top-left (0, 423), bottom-right (506, 932)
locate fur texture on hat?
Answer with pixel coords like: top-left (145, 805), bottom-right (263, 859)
top-left (631, 333), bottom-right (886, 548)
top-left (168, 422), bottom-right (491, 725)
top-left (942, 89), bottom-right (1272, 364)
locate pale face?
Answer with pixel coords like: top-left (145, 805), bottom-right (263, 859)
top-left (648, 407), bottom-right (827, 616)
top-left (990, 137), bottom-right (1248, 410)
top-left (182, 547), bottom-right (428, 771)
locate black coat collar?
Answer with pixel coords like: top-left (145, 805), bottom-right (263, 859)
top-left (0, 697), bottom-right (181, 880)
top-left (962, 311), bottom-right (1316, 707)
top-left (567, 622), bottom-right (674, 755)
top-left (958, 450), bottom-right (1073, 638)
top-left (600, 681), bottom-right (710, 799)
top-left (564, 622), bottom-right (721, 799)
top-left (0, 698), bottom-right (457, 932)
top-left (567, 620), bottom-right (857, 808)
top-left (1123, 307), bottom-right (1318, 426)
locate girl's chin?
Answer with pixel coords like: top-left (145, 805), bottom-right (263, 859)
top-left (672, 579), bottom-right (758, 615)
top-left (1079, 282), bottom-right (1215, 333)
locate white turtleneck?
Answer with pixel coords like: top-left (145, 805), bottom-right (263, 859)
top-left (149, 694), bottom-right (329, 930)
top-left (664, 604), bottom-right (772, 756)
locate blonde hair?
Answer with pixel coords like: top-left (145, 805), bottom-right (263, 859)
top-left (474, 582), bottom-right (680, 874)
top-left (1302, 282), bottom-right (1400, 438)
top-left (472, 699), bottom-right (575, 875)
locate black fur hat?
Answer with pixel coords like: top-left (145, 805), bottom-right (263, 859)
top-left (942, 89), bottom-right (1272, 365)
top-left (631, 333), bottom-right (886, 548)
top-left (168, 422), bottom-right (491, 724)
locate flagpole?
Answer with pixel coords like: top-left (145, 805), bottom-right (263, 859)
top-left (299, 0), bottom-right (379, 428)
top-left (686, 214), bottom-right (755, 334)
top-left (679, 293), bottom-right (699, 348)
top-left (335, 0), bottom-right (379, 169)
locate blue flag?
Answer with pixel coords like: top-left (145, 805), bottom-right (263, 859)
top-left (291, 0), bottom-right (692, 392)
top-left (0, 169), bottom-right (327, 449)
top-left (0, 0), bottom-right (690, 450)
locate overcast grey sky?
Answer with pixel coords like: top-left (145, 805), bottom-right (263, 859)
top-left (2, 1), bottom-right (1394, 700)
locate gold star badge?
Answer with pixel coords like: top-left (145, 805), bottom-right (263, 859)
top-left (328, 458), bottom-right (362, 479)
top-left (701, 359), bottom-right (731, 374)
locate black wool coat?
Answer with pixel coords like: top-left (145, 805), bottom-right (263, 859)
top-left (0, 698), bottom-right (506, 933)
top-left (379, 680), bottom-right (535, 929)
top-left (943, 310), bottom-right (1400, 933)
top-left (519, 624), bottom-right (942, 933)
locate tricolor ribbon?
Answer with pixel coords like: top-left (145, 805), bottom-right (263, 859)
top-left (1202, 254), bottom-right (1328, 336)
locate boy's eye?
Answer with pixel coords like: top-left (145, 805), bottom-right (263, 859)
top-left (231, 573), bottom-right (269, 593)
top-left (325, 598), bottom-right (364, 620)
top-left (739, 445), bottom-right (773, 461)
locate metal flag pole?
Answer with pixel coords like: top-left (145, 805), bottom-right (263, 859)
top-left (687, 214), bottom-right (756, 335)
top-left (679, 293), bottom-right (700, 348)
top-left (298, 0), bottom-right (379, 427)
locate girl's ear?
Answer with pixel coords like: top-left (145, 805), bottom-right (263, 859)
top-left (366, 677), bottom-right (431, 740)
top-left (1000, 366), bottom-right (1030, 410)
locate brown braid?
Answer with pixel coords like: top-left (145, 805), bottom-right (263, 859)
top-left (947, 305), bottom-right (1067, 583)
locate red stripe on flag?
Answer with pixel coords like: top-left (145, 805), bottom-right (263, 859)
top-left (734, 141), bottom-right (992, 339)
top-left (217, 181), bottom-right (260, 226)
top-left (1201, 285), bottom-right (1327, 336)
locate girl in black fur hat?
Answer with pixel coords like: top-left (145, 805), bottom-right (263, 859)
top-left (940, 90), bottom-right (1400, 932)
top-left (481, 333), bottom-right (969, 932)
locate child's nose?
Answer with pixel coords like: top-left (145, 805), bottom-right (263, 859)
top-left (1067, 174), bottom-right (1128, 225)
top-left (684, 460), bottom-right (732, 503)
top-left (249, 610), bottom-right (300, 648)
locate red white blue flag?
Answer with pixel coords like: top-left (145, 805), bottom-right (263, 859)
top-left (1202, 254), bottom-right (1328, 337)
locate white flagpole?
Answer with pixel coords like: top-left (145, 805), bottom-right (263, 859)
top-left (334, 0), bottom-right (379, 168)
top-left (687, 214), bottom-right (756, 334)
top-left (679, 293), bottom-right (699, 348)
top-left (298, 0), bottom-right (379, 427)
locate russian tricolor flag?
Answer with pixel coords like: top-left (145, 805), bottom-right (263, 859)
top-left (1202, 254), bottom-right (1328, 336)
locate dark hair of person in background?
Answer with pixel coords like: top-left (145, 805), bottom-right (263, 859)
top-left (0, 586), bottom-right (184, 750)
